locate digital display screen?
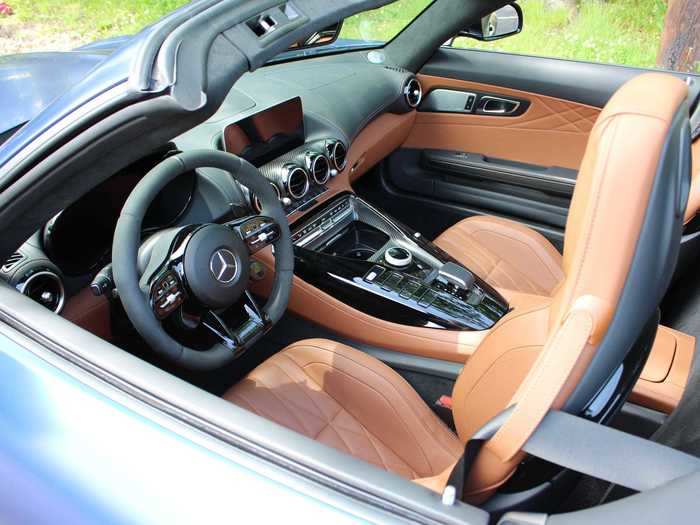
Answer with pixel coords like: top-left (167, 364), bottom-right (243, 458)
top-left (223, 97), bottom-right (305, 167)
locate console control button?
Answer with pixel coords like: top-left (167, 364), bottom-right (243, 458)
top-left (364, 265), bottom-right (386, 283)
top-left (381, 273), bottom-right (403, 291)
top-left (412, 285), bottom-right (428, 301)
top-left (399, 279), bottom-right (421, 299)
top-left (467, 287), bottom-right (485, 306)
top-left (384, 246), bottom-right (412, 269)
top-left (418, 290), bottom-right (437, 307)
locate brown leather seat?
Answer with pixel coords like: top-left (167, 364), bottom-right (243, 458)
top-left (224, 72), bottom-right (690, 501)
top-left (434, 214), bottom-right (564, 296)
top-left (225, 339), bottom-right (463, 481)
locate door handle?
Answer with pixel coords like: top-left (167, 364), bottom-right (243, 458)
top-left (477, 96), bottom-right (521, 115)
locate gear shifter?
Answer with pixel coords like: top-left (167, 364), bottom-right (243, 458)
top-left (436, 262), bottom-right (475, 292)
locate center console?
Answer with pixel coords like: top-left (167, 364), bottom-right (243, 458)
top-left (221, 96), bottom-right (508, 332)
top-left (291, 193), bottom-right (509, 331)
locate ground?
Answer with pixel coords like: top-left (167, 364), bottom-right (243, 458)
top-left (0, 0), bottom-right (670, 71)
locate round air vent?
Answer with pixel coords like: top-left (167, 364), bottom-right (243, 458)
top-left (403, 77), bottom-right (422, 108)
top-left (251, 182), bottom-right (282, 214)
top-left (284, 165), bottom-right (310, 200)
top-left (19, 271), bottom-right (65, 313)
top-left (328, 141), bottom-right (347, 172)
top-left (306, 152), bottom-right (331, 185)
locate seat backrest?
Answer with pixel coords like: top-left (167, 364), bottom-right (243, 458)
top-left (451, 73), bottom-right (692, 502)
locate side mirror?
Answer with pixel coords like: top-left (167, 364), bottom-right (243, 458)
top-left (288, 21), bottom-right (344, 50)
top-left (460, 3), bottom-right (522, 42)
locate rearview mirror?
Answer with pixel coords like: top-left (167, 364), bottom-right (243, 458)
top-left (288, 21), bottom-right (344, 50)
top-left (460, 3), bottom-right (522, 42)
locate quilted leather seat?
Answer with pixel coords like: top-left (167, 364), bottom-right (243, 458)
top-left (434, 214), bottom-right (564, 296)
top-left (225, 339), bottom-right (463, 482)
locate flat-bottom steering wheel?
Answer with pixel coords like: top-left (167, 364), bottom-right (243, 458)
top-left (112, 150), bottom-right (293, 370)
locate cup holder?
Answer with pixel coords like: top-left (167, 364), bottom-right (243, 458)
top-left (342, 248), bottom-right (376, 260)
top-left (321, 221), bottom-right (389, 261)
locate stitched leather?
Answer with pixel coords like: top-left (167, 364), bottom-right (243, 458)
top-left (435, 215), bottom-right (564, 296)
top-left (410, 75), bottom-right (602, 170)
top-left (224, 338), bottom-right (463, 480)
top-left (454, 72), bottom-right (689, 502)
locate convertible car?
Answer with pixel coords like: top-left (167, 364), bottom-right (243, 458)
top-left (1, 0), bottom-right (699, 523)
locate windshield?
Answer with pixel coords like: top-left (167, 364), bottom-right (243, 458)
top-left (270, 0), bottom-right (433, 63)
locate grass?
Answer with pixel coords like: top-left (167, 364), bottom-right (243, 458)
top-left (339, 0), bottom-right (432, 43)
top-left (341, 0), bottom-right (666, 69)
top-left (457, 0), bottom-right (666, 69)
top-left (8, 0), bottom-right (187, 40)
top-left (2, 0), bottom-right (669, 71)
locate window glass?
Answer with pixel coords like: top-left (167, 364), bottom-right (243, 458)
top-left (447, 0), bottom-right (698, 73)
top-left (338, 0), bottom-right (433, 45)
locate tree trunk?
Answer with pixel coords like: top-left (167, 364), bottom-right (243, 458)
top-left (544, 0), bottom-right (577, 11)
top-left (657, 0), bottom-right (700, 72)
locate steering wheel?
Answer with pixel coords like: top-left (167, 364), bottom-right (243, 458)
top-left (112, 150), bottom-right (293, 370)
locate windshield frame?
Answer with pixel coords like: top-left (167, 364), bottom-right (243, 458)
top-left (265, 0), bottom-right (436, 66)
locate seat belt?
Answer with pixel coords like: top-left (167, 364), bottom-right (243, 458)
top-left (445, 408), bottom-right (700, 499)
top-left (447, 296), bottom-right (606, 495)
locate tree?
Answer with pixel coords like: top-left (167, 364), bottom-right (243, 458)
top-left (657, 0), bottom-right (700, 72)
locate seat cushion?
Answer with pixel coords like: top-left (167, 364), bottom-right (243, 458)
top-left (224, 338), bottom-right (463, 481)
top-left (434, 215), bottom-right (564, 296)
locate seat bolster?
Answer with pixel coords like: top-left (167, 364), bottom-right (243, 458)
top-left (434, 215), bottom-right (564, 296)
top-left (224, 339), bottom-right (463, 480)
top-left (684, 139), bottom-right (700, 223)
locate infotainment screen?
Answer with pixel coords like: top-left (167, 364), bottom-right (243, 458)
top-left (223, 97), bottom-right (305, 167)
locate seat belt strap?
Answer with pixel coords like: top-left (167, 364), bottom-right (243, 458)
top-left (486, 304), bottom-right (595, 462)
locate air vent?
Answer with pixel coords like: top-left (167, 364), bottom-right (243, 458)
top-left (1, 252), bottom-right (24, 273)
top-left (403, 77), bottom-right (423, 108)
top-left (285, 165), bottom-right (310, 200)
top-left (329, 141), bottom-right (347, 171)
top-left (306, 153), bottom-right (331, 185)
top-left (251, 182), bottom-right (282, 214)
top-left (19, 271), bottom-right (65, 314)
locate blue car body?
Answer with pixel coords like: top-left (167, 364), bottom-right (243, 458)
top-left (0, 330), bottom-right (378, 523)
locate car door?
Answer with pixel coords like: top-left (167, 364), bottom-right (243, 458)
top-left (356, 17), bottom-right (700, 251)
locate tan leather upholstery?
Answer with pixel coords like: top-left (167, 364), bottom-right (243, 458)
top-left (434, 215), bottom-right (564, 296)
top-left (224, 339), bottom-right (463, 479)
top-left (453, 72), bottom-right (689, 500)
top-left (227, 73), bottom-right (689, 502)
top-left (630, 325), bottom-right (695, 413)
top-left (409, 75), bottom-right (601, 170)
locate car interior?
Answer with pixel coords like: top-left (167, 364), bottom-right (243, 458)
top-left (2, 0), bottom-right (700, 521)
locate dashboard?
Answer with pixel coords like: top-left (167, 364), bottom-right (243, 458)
top-left (0, 50), bottom-right (422, 315)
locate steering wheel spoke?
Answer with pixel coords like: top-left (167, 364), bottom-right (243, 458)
top-left (228, 215), bottom-right (281, 254)
top-left (200, 293), bottom-right (269, 357)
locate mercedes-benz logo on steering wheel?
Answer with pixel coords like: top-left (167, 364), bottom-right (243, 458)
top-left (209, 249), bottom-right (238, 284)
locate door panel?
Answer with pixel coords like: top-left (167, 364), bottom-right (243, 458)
top-left (405, 74), bottom-right (601, 170)
top-left (358, 48), bottom-right (662, 246)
